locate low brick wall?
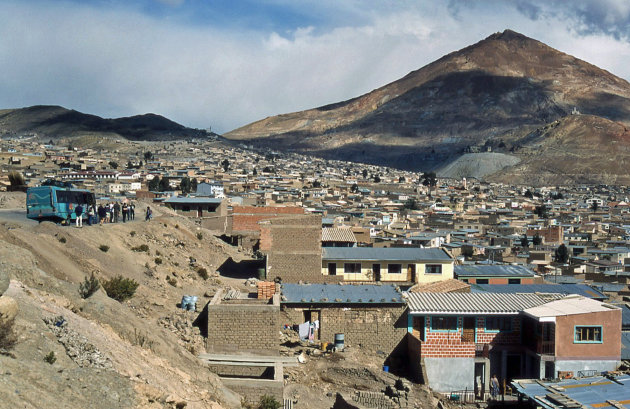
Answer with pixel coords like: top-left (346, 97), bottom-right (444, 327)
top-left (206, 290), bottom-right (280, 355)
top-left (207, 365), bottom-right (272, 378)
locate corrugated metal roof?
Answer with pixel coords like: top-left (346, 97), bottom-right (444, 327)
top-left (321, 228), bottom-right (357, 243)
top-left (164, 197), bottom-right (223, 204)
top-left (322, 247), bottom-right (452, 262)
top-left (471, 284), bottom-right (607, 300)
top-left (512, 375), bottom-right (630, 409)
top-left (523, 296), bottom-right (619, 319)
top-left (281, 283), bottom-right (404, 304)
top-left (454, 264), bottom-right (536, 277)
top-left (406, 292), bottom-right (556, 315)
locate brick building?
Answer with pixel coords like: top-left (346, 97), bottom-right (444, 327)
top-left (405, 292), bottom-right (621, 395)
top-left (280, 283), bottom-right (407, 354)
top-left (526, 226), bottom-right (563, 244)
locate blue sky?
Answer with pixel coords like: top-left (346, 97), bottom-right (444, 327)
top-left (1, 0), bottom-right (630, 133)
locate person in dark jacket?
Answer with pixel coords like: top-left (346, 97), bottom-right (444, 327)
top-left (98, 204), bottom-right (107, 225)
top-left (74, 204), bottom-right (83, 228)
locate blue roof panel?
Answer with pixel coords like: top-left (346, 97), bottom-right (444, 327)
top-left (454, 264), bottom-right (536, 277)
top-left (281, 283), bottom-right (404, 304)
top-left (471, 283), bottom-right (607, 300)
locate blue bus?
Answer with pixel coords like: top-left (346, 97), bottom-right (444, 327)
top-left (26, 183), bottom-right (95, 223)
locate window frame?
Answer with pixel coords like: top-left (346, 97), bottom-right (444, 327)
top-left (476, 279), bottom-right (489, 284)
top-left (344, 262), bottom-right (362, 274)
top-left (484, 316), bottom-right (513, 333)
top-left (387, 263), bottom-right (402, 274)
top-left (430, 316), bottom-right (459, 332)
top-left (425, 264), bottom-right (442, 275)
top-left (574, 325), bottom-right (603, 344)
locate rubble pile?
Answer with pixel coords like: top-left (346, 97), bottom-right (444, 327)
top-left (43, 315), bottom-right (112, 369)
top-left (157, 311), bottom-right (205, 355)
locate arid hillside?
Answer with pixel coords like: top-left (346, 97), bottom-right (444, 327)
top-left (0, 195), bottom-right (253, 409)
top-left (225, 30), bottom-right (630, 184)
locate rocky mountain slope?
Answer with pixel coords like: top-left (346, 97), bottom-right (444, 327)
top-left (225, 30), bottom-right (630, 185)
top-left (0, 105), bottom-right (211, 141)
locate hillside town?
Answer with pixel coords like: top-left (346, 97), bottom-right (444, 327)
top-left (2, 135), bottom-right (630, 408)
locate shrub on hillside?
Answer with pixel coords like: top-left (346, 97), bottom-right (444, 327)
top-left (58, 237), bottom-right (67, 244)
top-left (132, 244), bottom-right (149, 252)
top-left (99, 244), bottom-right (109, 252)
top-left (154, 257), bottom-right (162, 265)
top-left (196, 267), bottom-right (209, 280)
top-left (79, 273), bottom-right (100, 299)
top-left (0, 317), bottom-right (17, 352)
top-left (102, 275), bottom-right (139, 302)
top-left (196, 232), bottom-right (203, 240)
top-left (44, 351), bottom-right (56, 364)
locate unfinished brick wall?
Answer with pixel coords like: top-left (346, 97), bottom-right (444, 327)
top-left (265, 215), bottom-right (332, 283)
top-left (220, 378), bottom-right (283, 405)
top-left (206, 292), bottom-right (280, 355)
top-left (281, 305), bottom-right (407, 354)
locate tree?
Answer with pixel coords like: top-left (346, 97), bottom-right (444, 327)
top-left (534, 205), bottom-right (548, 218)
top-left (524, 189), bottom-right (534, 199)
top-left (403, 198), bottom-right (419, 210)
top-left (350, 183), bottom-right (359, 193)
top-left (373, 175), bottom-right (381, 183)
top-left (191, 177), bottom-right (198, 192)
top-left (421, 172), bottom-right (437, 187)
top-left (252, 167), bottom-right (258, 176)
top-left (148, 176), bottom-right (159, 191)
top-left (398, 176), bottom-right (405, 183)
top-left (158, 177), bottom-right (170, 192)
top-left (108, 161), bottom-right (118, 169)
top-left (591, 201), bottom-right (599, 212)
top-left (520, 234), bottom-right (529, 248)
top-left (555, 244), bottom-right (569, 263)
top-left (221, 159), bottom-right (230, 172)
top-left (180, 176), bottom-right (192, 194)
top-left (312, 180), bottom-right (322, 188)
top-left (532, 234), bottom-right (542, 246)
top-left (144, 151), bottom-right (153, 161)
top-left (362, 169), bottom-right (368, 179)
top-left (8, 171), bottom-right (25, 187)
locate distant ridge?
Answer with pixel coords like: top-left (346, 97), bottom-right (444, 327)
top-left (0, 105), bottom-right (212, 141)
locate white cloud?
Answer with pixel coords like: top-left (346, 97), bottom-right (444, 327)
top-left (0, 1), bottom-right (629, 133)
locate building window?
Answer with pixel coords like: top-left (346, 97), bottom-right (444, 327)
top-left (476, 279), bottom-right (489, 284)
top-left (431, 316), bottom-right (458, 331)
top-left (328, 263), bottom-right (337, 276)
top-left (574, 326), bottom-right (602, 343)
top-left (344, 263), bottom-right (361, 274)
top-left (485, 317), bottom-right (512, 332)
top-left (508, 279), bottom-right (521, 284)
top-left (425, 264), bottom-right (442, 274)
top-left (388, 264), bottom-right (402, 274)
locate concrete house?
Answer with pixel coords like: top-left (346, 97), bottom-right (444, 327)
top-left (521, 296), bottom-right (622, 378)
top-left (163, 196), bottom-right (225, 218)
top-left (321, 247), bottom-right (454, 283)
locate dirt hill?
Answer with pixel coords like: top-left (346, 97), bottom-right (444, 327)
top-left (225, 30), bottom-right (630, 185)
top-left (0, 198), bottom-right (254, 408)
top-left (0, 105), bottom-right (211, 141)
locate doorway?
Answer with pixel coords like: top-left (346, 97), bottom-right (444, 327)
top-left (474, 362), bottom-right (486, 400)
top-left (373, 264), bottom-right (381, 282)
top-left (544, 361), bottom-right (555, 379)
top-left (505, 354), bottom-right (522, 383)
top-left (303, 310), bottom-right (320, 340)
top-left (408, 264), bottom-right (416, 282)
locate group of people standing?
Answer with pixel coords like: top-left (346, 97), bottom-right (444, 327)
top-left (73, 201), bottom-right (136, 227)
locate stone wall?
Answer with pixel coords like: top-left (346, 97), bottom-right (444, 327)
top-left (282, 305), bottom-right (407, 354)
top-left (206, 290), bottom-right (280, 355)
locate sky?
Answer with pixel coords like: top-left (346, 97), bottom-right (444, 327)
top-left (2, 0), bottom-right (630, 134)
